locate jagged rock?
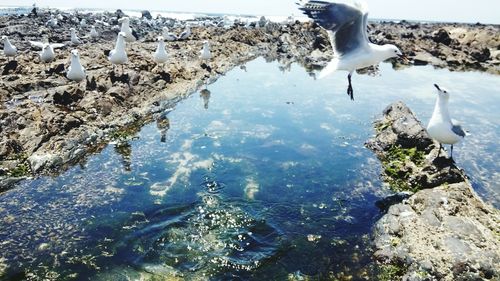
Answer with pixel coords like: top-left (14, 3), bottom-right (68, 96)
top-left (470, 48), bottom-right (491, 62)
top-left (141, 10), bottom-right (152, 20)
top-left (28, 153), bottom-right (63, 172)
top-left (369, 102), bottom-right (500, 280)
top-left (432, 28), bottom-right (452, 45)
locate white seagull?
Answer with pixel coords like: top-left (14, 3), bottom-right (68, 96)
top-left (298, 0), bottom-right (406, 100)
top-left (29, 40), bottom-right (65, 67)
top-left (427, 84), bottom-right (466, 159)
top-left (70, 28), bottom-right (82, 45)
top-left (66, 49), bottom-right (86, 82)
top-left (108, 32), bottom-right (128, 71)
top-left (200, 40), bottom-right (212, 61)
top-left (178, 25), bottom-right (191, 40)
top-left (118, 17), bottom-right (136, 42)
top-left (1, 36), bottom-right (17, 61)
top-left (90, 25), bottom-right (99, 40)
top-left (162, 27), bottom-right (178, 41)
top-left (153, 36), bottom-right (169, 65)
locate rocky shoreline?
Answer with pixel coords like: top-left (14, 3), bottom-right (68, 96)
top-left (1, 8), bottom-right (499, 280)
top-left (1, 10), bottom-right (499, 190)
top-left (366, 102), bottom-right (500, 280)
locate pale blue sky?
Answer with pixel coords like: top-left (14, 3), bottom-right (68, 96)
top-left (4, 0), bottom-right (500, 24)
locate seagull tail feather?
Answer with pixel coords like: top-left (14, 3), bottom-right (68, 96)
top-left (318, 58), bottom-right (339, 79)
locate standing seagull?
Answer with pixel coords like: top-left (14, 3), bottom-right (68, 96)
top-left (66, 49), bottom-right (86, 83)
top-left (108, 32), bottom-right (128, 73)
top-left (153, 36), bottom-right (169, 66)
top-left (427, 84), bottom-right (466, 159)
top-left (70, 28), bottom-right (82, 45)
top-left (298, 0), bottom-right (406, 100)
top-left (178, 25), bottom-right (191, 40)
top-left (29, 40), bottom-right (65, 69)
top-left (1, 36), bottom-right (17, 61)
top-left (118, 17), bottom-right (136, 42)
top-left (200, 40), bottom-right (212, 61)
top-left (89, 25), bottom-right (99, 41)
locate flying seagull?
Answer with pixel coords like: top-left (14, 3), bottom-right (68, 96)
top-left (427, 84), bottom-right (466, 159)
top-left (297, 0), bottom-right (407, 100)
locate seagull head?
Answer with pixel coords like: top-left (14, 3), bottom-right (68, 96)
top-left (1, 35), bottom-right (7, 41)
top-left (157, 36), bottom-right (164, 42)
top-left (203, 40), bottom-right (209, 46)
top-left (71, 49), bottom-right (79, 57)
top-left (118, 31), bottom-right (127, 39)
top-left (434, 84), bottom-right (450, 100)
top-left (118, 17), bottom-right (130, 24)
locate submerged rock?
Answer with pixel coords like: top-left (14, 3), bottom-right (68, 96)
top-left (368, 102), bottom-right (500, 280)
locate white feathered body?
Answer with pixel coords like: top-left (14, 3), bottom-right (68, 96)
top-left (154, 40), bottom-right (168, 64)
top-left (427, 98), bottom-right (463, 145)
top-left (67, 53), bottom-right (86, 82)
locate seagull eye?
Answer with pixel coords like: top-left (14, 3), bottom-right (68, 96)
top-left (444, 91), bottom-right (447, 93)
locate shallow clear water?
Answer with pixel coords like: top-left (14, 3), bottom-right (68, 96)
top-left (0, 59), bottom-right (499, 280)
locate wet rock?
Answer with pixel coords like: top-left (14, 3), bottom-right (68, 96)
top-left (28, 153), bottom-right (63, 172)
top-left (53, 87), bottom-right (84, 106)
top-left (375, 191), bottom-right (414, 212)
top-left (470, 48), bottom-right (491, 62)
top-left (369, 102), bottom-right (500, 280)
top-left (2, 60), bottom-right (18, 75)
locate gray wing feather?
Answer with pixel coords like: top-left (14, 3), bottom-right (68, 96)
top-left (298, 1), bottom-right (368, 55)
top-left (451, 124), bottom-right (466, 137)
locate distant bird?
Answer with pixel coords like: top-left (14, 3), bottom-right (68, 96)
top-left (118, 17), bottom-right (136, 42)
top-left (1, 36), bottom-right (17, 61)
top-left (80, 18), bottom-right (88, 28)
top-left (427, 84), bottom-right (466, 159)
top-left (162, 27), bottom-right (178, 41)
top-left (70, 28), bottom-right (82, 45)
top-left (178, 25), bottom-right (191, 40)
top-left (200, 40), bottom-right (212, 61)
top-left (108, 32), bottom-right (128, 72)
top-left (46, 15), bottom-right (58, 27)
top-left (66, 49), bottom-right (86, 82)
top-left (29, 40), bottom-right (65, 68)
top-left (298, 0), bottom-right (407, 100)
top-left (153, 36), bottom-right (169, 65)
top-left (89, 25), bottom-right (99, 40)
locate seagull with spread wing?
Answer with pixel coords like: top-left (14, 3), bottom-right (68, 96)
top-left (298, 0), bottom-right (407, 100)
top-left (29, 40), bottom-right (65, 70)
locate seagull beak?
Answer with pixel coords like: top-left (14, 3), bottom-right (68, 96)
top-left (434, 84), bottom-right (441, 91)
top-left (398, 53), bottom-right (409, 63)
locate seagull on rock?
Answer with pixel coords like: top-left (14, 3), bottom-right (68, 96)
top-left (162, 27), bottom-right (178, 41)
top-left (118, 17), bottom-right (136, 42)
top-left (153, 36), bottom-right (169, 65)
top-left (70, 28), bottom-right (82, 45)
top-left (108, 32), bottom-right (128, 72)
top-left (66, 49), bottom-right (86, 82)
top-left (1, 36), bottom-right (17, 61)
top-left (200, 40), bottom-right (212, 61)
top-left (29, 40), bottom-right (65, 68)
top-left (427, 84), bottom-right (466, 159)
top-left (298, 0), bottom-right (406, 100)
top-left (178, 25), bottom-right (191, 40)
top-left (90, 25), bottom-right (99, 41)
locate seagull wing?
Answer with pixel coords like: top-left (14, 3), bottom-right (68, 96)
top-left (51, 43), bottom-right (65, 49)
top-left (298, 0), bottom-right (369, 56)
top-left (29, 41), bottom-right (45, 49)
top-left (451, 120), bottom-right (467, 137)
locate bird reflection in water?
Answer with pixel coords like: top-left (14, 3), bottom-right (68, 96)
top-left (156, 113), bottom-right (170, 143)
top-left (200, 88), bottom-right (211, 110)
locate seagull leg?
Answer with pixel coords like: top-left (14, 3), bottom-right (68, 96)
top-left (347, 72), bottom-right (354, 100)
top-left (450, 144), bottom-right (454, 160)
top-left (437, 143), bottom-right (442, 157)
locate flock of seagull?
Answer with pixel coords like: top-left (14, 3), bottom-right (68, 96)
top-left (1, 15), bottom-right (212, 84)
top-left (0, 0), bottom-right (466, 158)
